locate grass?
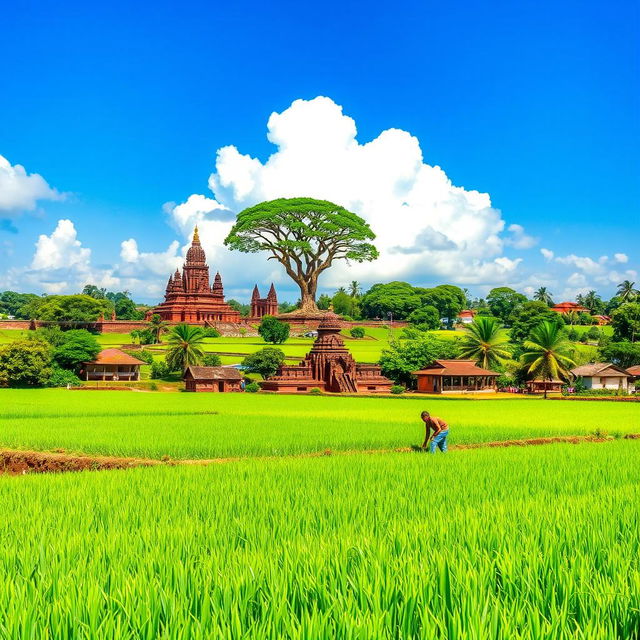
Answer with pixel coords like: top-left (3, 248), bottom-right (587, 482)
top-left (0, 442), bottom-right (638, 638)
top-left (1, 389), bottom-right (638, 460)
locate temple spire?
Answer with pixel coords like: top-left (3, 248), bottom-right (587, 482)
top-left (251, 284), bottom-right (260, 300)
top-left (192, 225), bottom-right (200, 244)
top-left (267, 283), bottom-right (277, 300)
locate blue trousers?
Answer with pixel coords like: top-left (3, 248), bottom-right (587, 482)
top-left (430, 430), bottom-right (449, 454)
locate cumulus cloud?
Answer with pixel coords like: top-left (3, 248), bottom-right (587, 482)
top-left (142, 96), bottom-right (530, 292)
top-left (0, 154), bottom-right (64, 213)
top-left (614, 253), bottom-right (628, 264)
top-left (31, 219), bottom-right (91, 271)
top-left (541, 248), bottom-right (554, 261)
top-left (504, 223), bottom-right (538, 249)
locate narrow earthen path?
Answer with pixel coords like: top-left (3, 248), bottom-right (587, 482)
top-left (2, 433), bottom-right (639, 476)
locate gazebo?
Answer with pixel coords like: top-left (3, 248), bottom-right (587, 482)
top-left (82, 349), bottom-right (146, 382)
top-left (413, 360), bottom-right (499, 394)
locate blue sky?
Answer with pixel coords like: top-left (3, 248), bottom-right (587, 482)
top-left (0, 0), bottom-right (637, 303)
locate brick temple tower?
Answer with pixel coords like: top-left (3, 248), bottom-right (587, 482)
top-left (147, 227), bottom-right (241, 324)
top-left (250, 283), bottom-right (279, 319)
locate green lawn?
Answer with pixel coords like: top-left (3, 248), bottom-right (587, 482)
top-left (1, 389), bottom-right (637, 460)
top-left (1, 442), bottom-right (638, 638)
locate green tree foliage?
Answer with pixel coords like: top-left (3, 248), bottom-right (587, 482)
top-left (332, 291), bottom-right (359, 317)
top-left (244, 381), bottom-right (260, 393)
top-left (317, 294), bottom-right (332, 310)
top-left (486, 287), bottom-right (528, 323)
top-left (114, 297), bottom-right (144, 320)
top-left (0, 291), bottom-right (40, 318)
top-left (224, 198), bottom-right (378, 311)
top-left (242, 347), bottom-right (286, 379)
top-left (34, 325), bottom-right (67, 347)
top-left (459, 316), bottom-right (511, 369)
top-left (611, 303), bottom-right (640, 343)
top-left (203, 353), bottom-right (222, 367)
top-left (578, 291), bottom-right (605, 315)
top-left (599, 341), bottom-right (640, 369)
top-left (227, 299), bottom-right (251, 317)
top-left (130, 329), bottom-right (156, 345)
top-left (379, 334), bottom-right (460, 386)
top-left (508, 301), bottom-right (559, 343)
top-left (165, 324), bottom-right (206, 372)
top-left (20, 295), bottom-right (111, 323)
top-left (419, 285), bottom-right (466, 327)
top-left (53, 330), bottom-right (101, 372)
top-left (407, 305), bottom-right (440, 331)
top-left (521, 321), bottom-right (576, 398)
top-left (349, 327), bottom-right (366, 339)
top-left (360, 282), bottom-right (422, 319)
top-left (0, 339), bottom-right (52, 387)
top-left (258, 316), bottom-right (290, 344)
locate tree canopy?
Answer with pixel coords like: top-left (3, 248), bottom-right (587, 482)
top-left (0, 339), bottom-right (52, 387)
top-left (486, 287), bottom-right (527, 323)
top-left (507, 301), bottom-right (560, 343)
top-left (242, 347), bottom-right (286, 379)
top-left (224, 198), bottom-right (378, 311)
top-left (258, 316), bottom-right (290, 344)
top-left (611, 303), bottom-right (640, 343)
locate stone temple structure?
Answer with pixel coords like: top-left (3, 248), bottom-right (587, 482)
top-left (250, 284), bottom-right (279, 319)
top-left (148, 227), bottom-right (242, 324)
top-left (261, 311), bottom-right (393, 393)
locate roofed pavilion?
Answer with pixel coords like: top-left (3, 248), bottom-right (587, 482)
top-left (413, 360), bottom-right (499, 394)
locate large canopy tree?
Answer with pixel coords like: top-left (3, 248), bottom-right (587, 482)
top-left (224, 198), bottom-right (378, 312)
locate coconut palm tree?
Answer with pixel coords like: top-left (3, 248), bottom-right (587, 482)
top-left (617, 280), bottom-right (639, 303)
top-left (165, 324), bottom-right (206, 372)
top-left (521, 321), bottom-right (575, 398)
top-left (147, 313), bottom-right (169, 344)
top-left (348, 281), bottom-right (362, 299)
top-left (459, 316), bottom-right (512, 369)
top-left (533, 287), bottom-right (554, 306)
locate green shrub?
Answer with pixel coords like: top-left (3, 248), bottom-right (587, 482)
top-left (244, 382), bottom-right (260, 393)
top-left (203, 353), bottom-right (222, 367)
top-left (203, 327), bottom-right (221, 338)
top-left (46, 365), bottom-right (82, 388)
top-left (390, 385), bottom-right (405, 395)
top-left (258, 316), bottom-right (290, 344)
top-left (309, 387), bottom-right (322, 395)
top-left (349, 327), bottom-right (365, 339)
top-left (150, 360), bottom-right (170, 380)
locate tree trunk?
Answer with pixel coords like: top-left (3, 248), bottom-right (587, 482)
top-left (297, 276), bottom-right (319, 313)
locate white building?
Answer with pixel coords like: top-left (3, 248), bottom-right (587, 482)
top-left (571, 363), bottom-right (633, 392)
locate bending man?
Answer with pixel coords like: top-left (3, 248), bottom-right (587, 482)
top-left (421, 411), bottom-right (449, 453)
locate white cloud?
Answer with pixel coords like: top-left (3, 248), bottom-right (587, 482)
top-left (504, 223), bottom-right (538, 249)
top-left (31, 219), bottom-right (91, 270)
top-left (0, 154), bottom-right (64, 213)
top-left (541, 248), bottom-right (554, 261)
top-left (148, 96), bottom-right (530, 292)
top-left (554, 253), bottom-right (608, 275)
top-left (614, 253), bottom-right (628, 264)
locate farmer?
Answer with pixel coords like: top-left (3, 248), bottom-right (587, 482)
top-left (421, 411), bottom-right (449, 453)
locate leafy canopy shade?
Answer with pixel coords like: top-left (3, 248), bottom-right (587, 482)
top-left (224, 198), bottom-right (378, 312)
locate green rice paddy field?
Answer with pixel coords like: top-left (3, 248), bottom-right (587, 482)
top-left (2, 390), bottom-right (639, 459)
top-left (1, 390), bottom-right (639, 638)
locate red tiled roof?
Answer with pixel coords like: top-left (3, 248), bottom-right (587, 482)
top-left (551, 302), bottom-right (589, 313)
top-left (624, 365), bottom-right (640, 376)
top-left (413, 359), bottom-right (500, 377)
top-left (84, 348), bottom-right (146, 366)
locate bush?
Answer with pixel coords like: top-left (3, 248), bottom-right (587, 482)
top-left (349, 327), bottom-right (366, 339)
top-left (244, 382), bottom-right (260, 393)
top-left (150, 360), bottom-right (170, 380)
top-left (203, 353), bottom-right (222, 367)
top-left (258, 316), bottom-right (290, 344)
top-left (0, 339), bottom-right (52, 387)
top-left (46, 365), bottom-right (81, 388)
top-left (309, 387), bottom-right (322, 395)
top-left (390, 385), bottom-right (405, 395)
top-left (587, 326), bottom-right (600, 340)
top-left (567, 327), bottom-right (579, 341)
top-left (203, 327), bottom-right (221, 338)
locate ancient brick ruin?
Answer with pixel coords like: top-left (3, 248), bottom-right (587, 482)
top-left (147, 227), bottom-right (243, 324)
top-left (261, 311), bottom-right (393, 393)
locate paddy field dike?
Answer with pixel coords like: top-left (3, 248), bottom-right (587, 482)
top-left (0, 389), bottom-right (639, 639)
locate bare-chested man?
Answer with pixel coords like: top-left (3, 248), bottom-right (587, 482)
top-left (421, 411), bottom-right (449, 453)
